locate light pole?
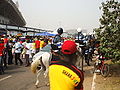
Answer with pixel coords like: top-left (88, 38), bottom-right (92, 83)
top-left (77, 28), bottom-right (84, 71)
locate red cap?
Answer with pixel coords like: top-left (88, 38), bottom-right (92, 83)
top-left (61, 40), bottom-right (77, 54)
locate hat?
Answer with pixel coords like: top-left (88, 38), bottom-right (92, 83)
top-left (61, 40), bottom-right (77, 54)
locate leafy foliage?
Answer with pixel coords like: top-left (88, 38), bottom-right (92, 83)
top-left (94, 0), bottom-right (120, 61)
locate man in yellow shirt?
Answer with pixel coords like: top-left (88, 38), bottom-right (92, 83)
top-left (49, 40), bottom-right (84, 90)
top-left (40, 38), bottom-right (44, 49)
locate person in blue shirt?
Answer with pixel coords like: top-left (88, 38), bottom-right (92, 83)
top-left (51, 27), bottom-right (63, 52)
top-left (51, 28), bottom-right (64, 62)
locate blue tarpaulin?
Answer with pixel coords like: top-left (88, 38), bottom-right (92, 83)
top-left (36, 32), bottom-right (56, 36)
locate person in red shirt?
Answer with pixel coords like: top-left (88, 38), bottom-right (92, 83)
top-left (0, 38), bottom-right (5, 74)
top-left (35, 38), bottom-right (40, 53)
top-left (3, 35), bottom-right (8, 68)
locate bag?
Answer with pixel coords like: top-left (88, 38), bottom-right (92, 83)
top-left (21, 48), bottom-right (26, 54)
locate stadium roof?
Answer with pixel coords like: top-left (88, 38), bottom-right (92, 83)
top-left (0, 0), bottom-right (26, 26)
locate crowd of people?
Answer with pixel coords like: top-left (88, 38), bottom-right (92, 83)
top-left (0, 28), bottom-right (75, 74)
top-left (0, 27), bottom-right (100, 90)
top-left (0, 35), bottom-right (54, 73)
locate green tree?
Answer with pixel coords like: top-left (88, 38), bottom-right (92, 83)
top-left (94, 0), bottom-right (120, 62)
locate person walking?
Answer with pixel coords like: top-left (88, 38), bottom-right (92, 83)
top-left (24, 40), bottom-right (32, 67)
top-left (49, 40), bottom-right (84, 90)
top-left (14, 39), bottom-right (23, 65)
top-left (0, 38), bottom-right (5, 74)
top-left (7, 40), bottom-right (13, 65)
top-left (3, 35), bottom-right (8, 68)
top-left (35, 38), bottom-right (40, 53)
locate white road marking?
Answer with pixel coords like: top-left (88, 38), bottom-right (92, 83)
top-left (0, 75), bottom-right (12, 82)
top-left (91, 73), bottom-right (96, 90)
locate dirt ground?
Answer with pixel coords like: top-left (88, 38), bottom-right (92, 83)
top-left (95, 63), bottom-right (120, 90)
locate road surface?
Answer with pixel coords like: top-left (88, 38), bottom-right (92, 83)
top-left (1, 61), bottom-right (119, 90)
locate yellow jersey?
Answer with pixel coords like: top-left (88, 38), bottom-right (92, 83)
top-left (40, 41), bottom-right (45, 48)
top-left (49, 60), bottom-right (84, 90)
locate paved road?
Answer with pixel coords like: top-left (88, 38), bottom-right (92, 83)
top-left (0, 63), bottom-right (94, 90)
top-left (0, 65), bottom-right (49, 90)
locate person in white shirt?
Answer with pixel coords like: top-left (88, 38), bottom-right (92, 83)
top-left (24, 40), bottom-right (32, 67)
top-left (14, 40), bottom-right (23, 65)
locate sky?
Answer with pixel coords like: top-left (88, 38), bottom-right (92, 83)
top-left (13, 0), bottom-right (107, 33)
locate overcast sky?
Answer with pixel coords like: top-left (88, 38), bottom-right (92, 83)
top-left (13, 0), bottom-right (107, 32)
